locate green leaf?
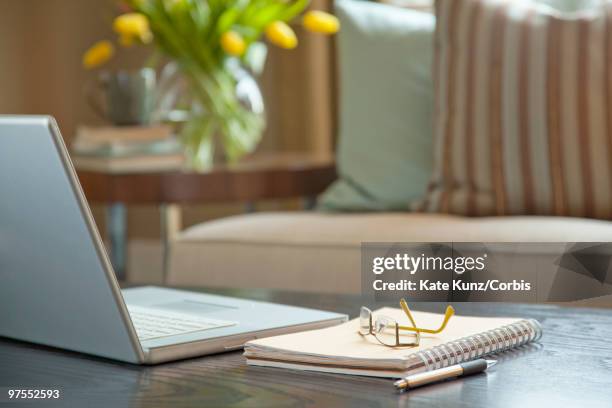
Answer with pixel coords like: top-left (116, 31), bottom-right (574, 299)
top-left (278, 0), bottom-right (310, 21)
top-left (247, 3), bottom-right (287, 29)
top-left (216, 7), bottom-right (241, 34)
top-left (189, 1), bottom-right (211, 34)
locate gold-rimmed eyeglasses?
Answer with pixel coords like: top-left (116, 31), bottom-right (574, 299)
top-left (358, 299), bottom-right (455, 348)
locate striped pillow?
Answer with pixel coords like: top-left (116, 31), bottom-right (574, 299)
top-left (421, 0), bottom-right (612, 219)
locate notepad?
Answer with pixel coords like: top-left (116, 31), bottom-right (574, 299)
top-left (244, 308), bottom-right (542, 378)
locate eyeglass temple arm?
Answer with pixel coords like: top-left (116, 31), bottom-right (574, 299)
top-left (398, 300), bottom-right (455, 334)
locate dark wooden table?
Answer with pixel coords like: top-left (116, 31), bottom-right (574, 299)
top-left (2, 288), bottom-right (612, 408)
top-left (76, 153), bottom-right (336, 205)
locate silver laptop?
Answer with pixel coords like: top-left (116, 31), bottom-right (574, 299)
top-left (0, 115), bottom-right (347, 364)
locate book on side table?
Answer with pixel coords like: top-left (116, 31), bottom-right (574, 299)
top-left (244, 308), bottom-right (542, 378)
top-left (71, 124), bottom-right (185, 173)
top-left (71, 154), bottom-right (185, 173)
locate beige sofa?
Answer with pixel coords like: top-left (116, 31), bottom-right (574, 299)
top-left (167, 212), bottom-right (612, 294)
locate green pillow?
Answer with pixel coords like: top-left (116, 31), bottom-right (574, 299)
top-left (318, 0), bottom-right (435, 211)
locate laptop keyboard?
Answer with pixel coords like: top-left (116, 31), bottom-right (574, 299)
top-left (127, 305), bottom-right (235, 341)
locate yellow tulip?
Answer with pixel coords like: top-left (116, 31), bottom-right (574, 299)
top-left (303, 10), bottom-right (340, 34)
top-left (82, 40), bottom-right (115, 69)
top-left (220, 31), bottom-right (246, 56)
top-left (113, 13), bottom-right (153, 46)
top-left (119, 34), bottom-right (134, 48)
top-left (265, 21), bottom-right (298, 49)
top-left (113, 13), bottom-right (148, 36)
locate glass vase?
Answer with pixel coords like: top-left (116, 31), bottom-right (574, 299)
top-left (180, 59), bottom-right (265, 171)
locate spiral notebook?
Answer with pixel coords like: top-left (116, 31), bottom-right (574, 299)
top-left (244, 308), bottom-right (542, 378)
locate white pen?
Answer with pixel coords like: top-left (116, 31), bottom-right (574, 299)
top-left (394, 359), bottom-right (497, 392)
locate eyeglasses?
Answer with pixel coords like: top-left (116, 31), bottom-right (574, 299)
top-left (358, 298), bottom-right (455, 348)
top-left (359, 303), bottom-right (420, 347)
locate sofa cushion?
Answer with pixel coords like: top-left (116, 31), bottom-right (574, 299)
top-left (168, 212), bottom-right (612, 293)
top-left (422, 0), bottom-right (612, 218)
top-left (318, 0), bottom-right (435, 211)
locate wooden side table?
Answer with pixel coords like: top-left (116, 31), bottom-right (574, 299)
top-left (75, 152), bottom-right (337, 281)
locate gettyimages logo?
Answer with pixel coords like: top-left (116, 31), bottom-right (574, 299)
top-left (362, 242), bottom-right (537, 301)
top-left (372, 253), bottom-right (488, 276)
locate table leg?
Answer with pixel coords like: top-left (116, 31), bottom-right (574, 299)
top-left (160, 204), bottom-right (182, 283)
top-left (106, 203), bottom-right (127, 281)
